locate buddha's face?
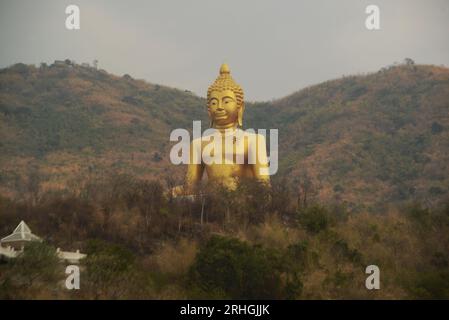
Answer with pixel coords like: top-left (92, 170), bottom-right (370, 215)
top-left (208, 90), bottom-right (239, 128)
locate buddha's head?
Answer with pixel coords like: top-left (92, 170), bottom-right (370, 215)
top-left (207, 63), bottom-right (244, 129)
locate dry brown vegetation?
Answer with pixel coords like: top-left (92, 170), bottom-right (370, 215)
top-left (1, 60), bottom-right (448, 210)
top-left (0, 175), bottom-right (448, 299)
top-left (0, 59), bottom-right (448, 299)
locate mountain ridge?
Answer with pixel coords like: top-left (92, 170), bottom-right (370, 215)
top-left (1, 60), bottom-right (448, 210)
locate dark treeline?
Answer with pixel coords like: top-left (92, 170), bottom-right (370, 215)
top-left (0, 173), bottom-right (305, 253)
top-left (0, 173), bottom-right (448, 299)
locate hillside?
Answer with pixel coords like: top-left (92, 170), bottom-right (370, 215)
top-left (247, 63), bottom-right (449, 210)
top-left (1, 61), bottom-right (448, 210)
top-left (0, 61), bottom-right (207, 195)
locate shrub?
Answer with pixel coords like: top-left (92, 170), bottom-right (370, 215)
top-left (154, 238), bottom-right (197, 276)
top-left (297, 205), bottom-right (331, 233)
top-left (83, 239), bottom-right (139, 298)
top-left (405, 203), bottom-right (432, 230)
top-left (187, 236), bottom-right (300, 299)
top-left (406, 271), bottom-right (449, 299)
top-left (0, 242), bottom-right (62, 299)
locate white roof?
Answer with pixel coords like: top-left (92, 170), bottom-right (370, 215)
top-left (0, 221), bottom-right (41, 243)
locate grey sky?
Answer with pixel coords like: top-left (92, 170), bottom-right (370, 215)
top-left (1, 0), bottom-right (448, 101)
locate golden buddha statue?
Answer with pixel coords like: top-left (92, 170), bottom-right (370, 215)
top-left (185, 63), bottom-right (270, 192)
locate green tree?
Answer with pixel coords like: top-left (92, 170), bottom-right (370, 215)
top-left (0, 242), bottom-right (62, 299)
top-left (188, 236), bottom-right (301, 299)
top-left (83, 239), bottom-right (141, 299)
top-left (297, 205), bottom-right (332, 233)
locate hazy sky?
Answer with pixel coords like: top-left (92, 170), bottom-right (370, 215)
top-left (1, 0), bottom-right (448, 101)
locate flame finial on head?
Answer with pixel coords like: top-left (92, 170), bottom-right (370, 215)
top-left (219, 63), bottom-right (230, 75)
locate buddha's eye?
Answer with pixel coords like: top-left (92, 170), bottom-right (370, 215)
top-left (224, 96), bottom-right (235, 103)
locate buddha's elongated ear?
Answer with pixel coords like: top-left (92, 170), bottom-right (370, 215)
top-left (238, 102), bottom-right (244, 127)
top-left (208, 107), bottom-right (213, 128)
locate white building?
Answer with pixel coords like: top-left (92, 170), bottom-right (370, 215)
top-left (0, 221), bottom-right (86, 263)
top-left (56, 248), bottom-right (87, 264)
top-left (0, 220), bottom-right (42, 250)
top-left (0, 245), bottom-right (19, 259)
